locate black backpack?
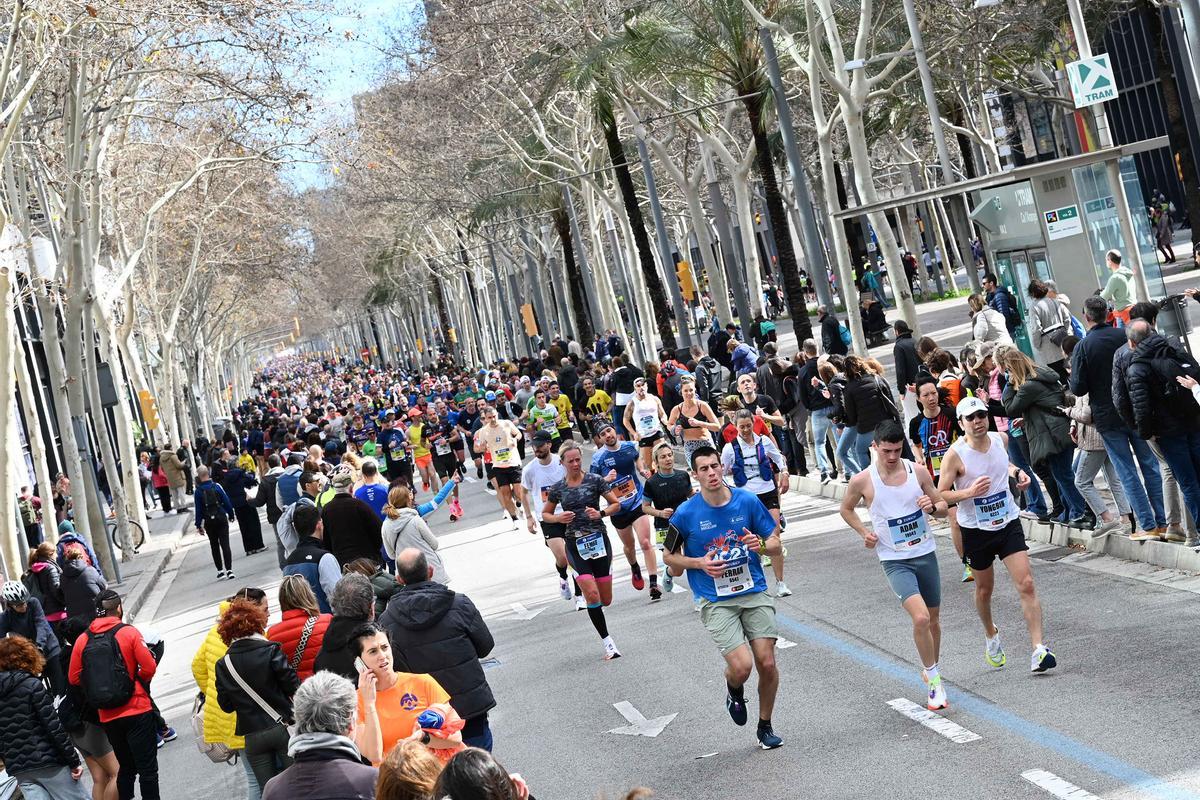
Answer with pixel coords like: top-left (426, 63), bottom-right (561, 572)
top-left (1148, 346), bottom-right (1200, 414)
top-left (80, 624), bottom-right (136, 709)
top-left (202, 486), bottom-right (225, 523)
top-left (695, 360), bottom-right (725, 408)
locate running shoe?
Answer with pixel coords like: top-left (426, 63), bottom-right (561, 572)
top-left (156, 733), bottom-right (165, 749)
top-left (1092, 518), bottom-right (1124, 538)
top-left (926, 676), bottom-right (948, 711)
top-left (663, 572), bottom-right (673, 592)
top-left (603, 637), bottom-right (621, 661)
top-left (985, 630), bottom-right (1006, 668)
top-left (725, 692), bottom-right (748, 726)
top-left (630, 563), bottom-right (645, 591)
top-left (575, 596), bottom-right (587, 611)
top-left (693, 598), bottom-right (702, 612)
top-left (649, 584), bottom-right (662, 601)
top-left (756, 723), bottom-right (783, 749)
top-left (775, 581), bottom-right (792, 598)
top-left (761, 554), bottom-right (772, 568)
top-left (226, 571), bottom-right (236, 581)
top-left (1031, 644), bottom-right (1057, 673)
top-left (961, 564), bottom-right (974, 583)
top-left (216, 570), bottom-right (226, 581)
top-left (160, 727), bottom-right (177, 743)
top-left (820, 472), bottom-right (831, 486)
top-left (559, 579), bottom-right (572, 600)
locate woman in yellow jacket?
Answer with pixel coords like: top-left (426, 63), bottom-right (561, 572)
top-left (192, 589), bottom-right (266, 800)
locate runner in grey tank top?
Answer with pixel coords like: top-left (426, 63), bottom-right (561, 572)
top-left (938, 397), bottom-right (1057, 675)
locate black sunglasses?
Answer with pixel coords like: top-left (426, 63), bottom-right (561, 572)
top-left (962, 411), bottom-right (988, 422)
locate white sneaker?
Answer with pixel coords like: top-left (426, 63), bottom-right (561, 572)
top-left (985, 630), bottom-right (1006, 668)
top-left (575, 596), bottom-right (587, 611)
top-left (775, 581), bottom-right (792, 598)
top-left (926, 675), bottom-right (948, 710)
top-left (226, 571), bottom-right (236, 581)
top-left (603, 637), bottom-right (621, 661)
top-left (1092, 518), bottom-right (1124, 538)
top-left (559, 578), bottom-right (572, 600)
top-left (1031, 644), bottom-right (1057, 673)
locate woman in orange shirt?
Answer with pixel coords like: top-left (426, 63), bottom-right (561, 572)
top-left (351, 624), bottom-right (459, 764)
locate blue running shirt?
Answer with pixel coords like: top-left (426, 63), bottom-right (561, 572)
top-left (668, 488), bottom-right (776, 602)
top-left (589, 441), bottom-right (643, 511)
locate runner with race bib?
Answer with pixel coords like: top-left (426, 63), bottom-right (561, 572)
top-left (663, 444), bottom-right (784, 751)
top-left (589, 422), bottom-right (660, 600)
top-left (623, 377), bottom-right (671, 473)
top-left (908, 377), bottom-right (971, 583)
top-left (521, 431), bottom-right (580, 608)
top-left (841, 420), bottom-right (951, 710)
top-left (938, 397), bottom-right (1057, 674)
top-left (641, 441), bottom-right (694, 597)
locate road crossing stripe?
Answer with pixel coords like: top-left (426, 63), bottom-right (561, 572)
top-left (886, 698), bottom-right (982, 743)
top-left (1021, 769), bottom-right (1101, 800)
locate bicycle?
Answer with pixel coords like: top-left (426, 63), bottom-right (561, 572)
top-left (107, 516), bottom-right (146, 554)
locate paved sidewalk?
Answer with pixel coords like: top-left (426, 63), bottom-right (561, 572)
top-left (109, 504), bottom-right (195, 619)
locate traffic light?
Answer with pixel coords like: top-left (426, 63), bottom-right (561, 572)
top-left (675, 260), bottom-right (695, 302)
top-left (138, 390), bottom-right (160, 431)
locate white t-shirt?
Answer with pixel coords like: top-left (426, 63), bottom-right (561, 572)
top-left (522, 457), bottom-right (566, 514)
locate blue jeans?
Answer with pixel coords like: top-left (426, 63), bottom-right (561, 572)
top-left (1007, 434), bottom-right (1046, 515)
top-left (837, 426), bottom-right (862, 476)
top-left (1043, 447), bottom-right (1087, 519)
top-left (811, 408), bottom-right (835, 474)
top-left (1155, 432), bottom-right (1200, 530)
top-left (853, 430), bottom-right (874, 474)
top-left (1101, 428), bottom-right (1166, 530)
top-left (463, 715), bottom-right (493, 751)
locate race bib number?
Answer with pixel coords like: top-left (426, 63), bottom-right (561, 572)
top-left (576, 531), bottom-right (607, 560)
top-left (637, 414), bottom-right (657, 435)
top-left (887, 510), bottom-right (929, 549)
top-left (540, 419), bottom-right (557, 433)
top-left (714, 556), bottom-right (753, 597)
top-left (495, 447), bottom-right (510, 463)
top-left (434, 441), bottom-right (452, 456)
top-left (540, 487), bottom-right (550, 504)
top-left (613, 476), bottom-right (637, 503)
top-left (389, 447), bottom-right (408, 462)
top-left (928, 447), bottom-right (948, 476)
top-left (973, 491), bottom-right (1009, 529)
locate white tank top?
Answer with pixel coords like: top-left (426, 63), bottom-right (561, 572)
top-left (868, 460), bottom-right (935, 561)
top-left (950, 432), bottom-right (1017, 530)
top-left (632, 395), bottom-right (662, 438)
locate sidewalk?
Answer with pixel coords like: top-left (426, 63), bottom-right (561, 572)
top-left (109, 505), bottom-right (194, 619)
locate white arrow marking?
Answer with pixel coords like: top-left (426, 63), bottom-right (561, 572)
top-left (607, 701), bottom-right (678, 738)
top-left (1021, 769), bottom-right (1101, 800)
top-left (886, 698), bottom-right (981, 743)
top-left (509, 602), bottom-right (542, 620)
top-left (669, 582), bottom-right (688, 594)
top-left (776, 637), bottom-right (797, 650)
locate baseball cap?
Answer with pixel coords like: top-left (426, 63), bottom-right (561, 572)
top-left (955, 396), bottom-right (988, 419)
top-left (532, 431), bottom-right (554, 446)
top-left (330, 469), bottom-right (354, 490)
top-left (594, 420), bottom-right (615, 436)
top-left (484, 390), bottom-right (497, 402)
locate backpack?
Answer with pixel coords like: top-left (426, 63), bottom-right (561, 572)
top-left (1148, 347), bottom-right (1200, 414)
top-left (80, 624), bottom-right (136, 710)
top-left (202, 487), bottom-right (225, 523)
top-left (21, 570), bottom-right (45, 605)
top-left (839, 324), bottom-right (851, 347)
top-left (695, 360), bottom-right (725, 408)
top-left (779, 374), bottom-right (803, 416)
top-left (995, 287), bottom-right (1021, 332)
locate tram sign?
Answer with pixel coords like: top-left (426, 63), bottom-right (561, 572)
top-left (1066, 54), bottom-right (1118, 109)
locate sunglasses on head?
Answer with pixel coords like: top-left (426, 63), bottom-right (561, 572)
top-left (963, 411), bottom-right (988, 422)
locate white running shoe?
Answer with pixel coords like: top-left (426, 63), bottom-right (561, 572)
top-left (775, 581), bottom-right (792, 598)
top-left (575, 596), bottom-right (587, 611)
top-left (603, 637), bottom-right (622, 661)
top-left (985, 630), bottom-right (1006, 668)
top-left (926, 675), bottom-right (948, 710)
top-left (559, 578), bottom-right (572, 600)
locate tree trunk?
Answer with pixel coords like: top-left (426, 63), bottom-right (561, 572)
top-left (1143, 1), bottom-right (1200, 253)
top-left (744, 93), bottom-right (813, 344)
top-left (598, 100), bottom-right (676, 350)
top-left (552, 205), bottom-right (594, 344)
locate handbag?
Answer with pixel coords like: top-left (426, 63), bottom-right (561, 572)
top-left (221, 653), bottom-right (292, 733)
top-left (289, 616), bottom-right (318, 670)
top-left (191, 694), bottom-right (238, 765)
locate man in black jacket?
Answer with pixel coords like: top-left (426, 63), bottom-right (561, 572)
top-left (818, 306), bottom-right (848, 356)
top-left (796, 339), bottom-right (836, 483)
top-left (320, 470), bottom-right (382, 567)
top-left (708, 324), bottom-right (736, 370)
top-left (892, 320), bottom-right (920, 402)
top-left (381, 548), bottom-right (496, 751)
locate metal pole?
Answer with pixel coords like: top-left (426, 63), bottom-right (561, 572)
top-left (704, 148), bottom-right (754, 331)
top-left (541, 223), bottom-right (576, 340)
top-left (1066, 0), bottom-right (1150, 300)
top-left (901, 0), bottom-right (980, 292)
top-left (636, 135), bottom-right (692, 349)
top-left (759, 26), bottom-right (835, 312)
top-left (604, 210), bottom-right (650, 366)
top-left (561, 181), bottom-right (605, 333)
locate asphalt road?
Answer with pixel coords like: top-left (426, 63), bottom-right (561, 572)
top-left (137, 458), bottom-right (1200, 800)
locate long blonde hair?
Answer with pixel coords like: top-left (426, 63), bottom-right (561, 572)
top-left (996, 347), bottom-right (1037, 387)
top-left (278, 574), bottom-right (320, 616)
top-left (383, 485), bottom-right (413, 520)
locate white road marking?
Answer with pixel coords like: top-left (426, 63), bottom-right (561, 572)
top-left (1021, 769), bottom-right (1101, 799)
top-left (886, 698), bottom-right (982, 743)
top-left (509, 602), bottom-right (542, 620)
top-left (607, 701), bottom-right (678, 738)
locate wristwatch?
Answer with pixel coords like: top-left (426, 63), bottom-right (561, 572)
top-left (420, 731), bottom-right (431, 745)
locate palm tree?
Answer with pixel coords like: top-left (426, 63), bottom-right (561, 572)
top-left (625, 0), bottom-right (814, 344)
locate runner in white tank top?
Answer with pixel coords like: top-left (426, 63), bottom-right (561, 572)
top-left (841, 421), bottom-right (950, 710)
top-left (623, 377), bottom-right (670, 474)
top-left (938, 396), bottom-right (1057, 675)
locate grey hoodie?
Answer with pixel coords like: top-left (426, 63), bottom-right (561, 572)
top-left (381, 508), bottom-right (448, 585)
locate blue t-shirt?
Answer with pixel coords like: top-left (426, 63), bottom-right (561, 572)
top-left (354, 484), bottom-right (389, 521)
top-left (668, 488), bottom-right (776, 603)
top-left (589, 441), bottom-right (643, 511)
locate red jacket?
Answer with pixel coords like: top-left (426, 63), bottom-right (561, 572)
top-left (68, 616), bottom-right (157, 723)
top-left (267, 610), bottom-right (332, 682)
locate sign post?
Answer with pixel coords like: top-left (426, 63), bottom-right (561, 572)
top-left (1066, 54), bottom-right (1119, 109)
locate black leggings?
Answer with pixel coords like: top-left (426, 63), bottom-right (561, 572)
top-left (204, 518), bottom-right (233, 572)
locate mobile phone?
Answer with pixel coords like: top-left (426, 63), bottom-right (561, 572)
top-left (354, 657), bottom-right (367, 675)
top-left (662, 525), bottom-right (682, 554)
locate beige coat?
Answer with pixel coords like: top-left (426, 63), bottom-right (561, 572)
top-left (159, 450), bottom-right (187, 488)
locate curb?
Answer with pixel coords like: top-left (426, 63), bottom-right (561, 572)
top-left (789, 475), bottom-right (1200, 574)
top-left (121, 515), bottom-right (193, 620)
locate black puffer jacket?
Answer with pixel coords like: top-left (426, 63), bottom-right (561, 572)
top-left (215, 636), bottom-right (300, 736)
top-left (842, 375), bottom-right (899, 434)
top-left (62, 558), bottom-right (107, 621)
top-left (1002, 366), bottom-right (1072, 465)
top-left (380, 581), bottom-right (495, 721)
top-left (0, 669), bottom-right (80, 774)
top-left (1123, 333), bottom-right (1200, 439)
top-left (312, 615), bottom-right (371, 682)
